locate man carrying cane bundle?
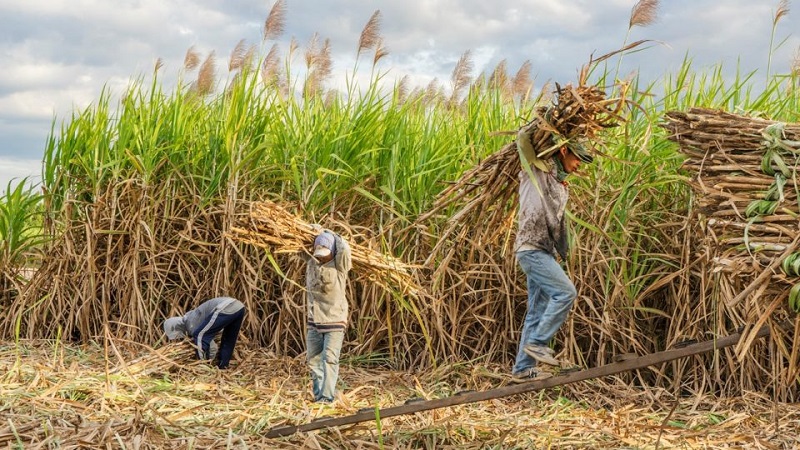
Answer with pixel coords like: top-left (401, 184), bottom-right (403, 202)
top-left (301, 230), bottom-right (352, 403)
top-left (511, 121), bottom-right (594, 383)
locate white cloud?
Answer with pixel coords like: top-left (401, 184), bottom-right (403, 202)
top-left (0, 86), bottom-right (97, 121)
top-left (0, 157), bottom-right (41, 193)
top-left (0, 0), bottom-right (798, 167)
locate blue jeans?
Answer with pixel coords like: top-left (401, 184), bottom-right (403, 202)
top-left (512, 250), bottom-right (577, 375)
top-left (307, 328), bottom-right (344, 402)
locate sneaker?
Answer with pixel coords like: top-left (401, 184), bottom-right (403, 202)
top-left (510, 368), bottom-right (552, 383)
top-left (524, 344), bottom-right (560, 366)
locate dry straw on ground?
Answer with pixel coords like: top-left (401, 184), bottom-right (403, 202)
top-left (229, 199), bottom-right (420, 296)
top-left (109, 341), bottom-right (199, 377)
top-left (3, 340), bottom-right (800, 449)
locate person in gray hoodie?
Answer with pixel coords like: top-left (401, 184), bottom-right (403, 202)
top-left (301, 230), bottom-right (352, 403)
top-left (162, 296), bottom-right (246, 369)
top-left (510, 117), bottom-right (594, 383)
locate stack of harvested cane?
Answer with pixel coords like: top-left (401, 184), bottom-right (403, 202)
top-left (228, 199), bottom-right (419, 295)
top-left (663, 108), bottom-right (800, 274)
top-left (662, 107), bottom-right (800, 357)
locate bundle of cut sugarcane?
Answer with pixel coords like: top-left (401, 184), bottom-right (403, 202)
top-left (663, 108), bottom-right (800, 155)
top-left (663, 108), bottom-right (800, 258)
top-left (662, 107), bottom-right (800, 312)
top-left (414, 45), bottom-right (651, 260)
top-left (418, 81), bottom-right (629, 261)
top-left (228, 199), bottom-right (419, 295)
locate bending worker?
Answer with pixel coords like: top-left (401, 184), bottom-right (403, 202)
top-left (163, 296), bottom-right (246, 369)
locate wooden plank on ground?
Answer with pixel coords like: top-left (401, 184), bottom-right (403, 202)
top-left (266, 325), bottom-right (769, 438)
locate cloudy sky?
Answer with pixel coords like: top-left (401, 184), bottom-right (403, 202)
top-left (1, 0), bottom-right (798, 189)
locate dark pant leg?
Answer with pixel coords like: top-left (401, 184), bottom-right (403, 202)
top-left (193, 308), bottom-right (243, 365)
top-left (217, 308), bottom-right (245, 368)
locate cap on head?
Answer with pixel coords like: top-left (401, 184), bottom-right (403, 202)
top-left (566, 141), bottom-right (594, 164)
top-left (163, 317), bottom-right (186, 340)
top-left (313, 232), bottom-right (335, 258)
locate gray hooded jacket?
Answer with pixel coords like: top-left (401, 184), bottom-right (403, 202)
top-left (163, 296), bottom-right (244, 359)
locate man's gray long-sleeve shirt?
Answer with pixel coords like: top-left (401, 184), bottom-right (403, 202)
top-left (514, 126), bottom-right (570, 260)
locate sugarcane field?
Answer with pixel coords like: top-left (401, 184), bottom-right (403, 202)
top-left (4, 0), bottom-right (800, 448)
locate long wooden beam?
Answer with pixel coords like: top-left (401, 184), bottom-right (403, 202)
top-left (266, 325), bottom-right (769, 438)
